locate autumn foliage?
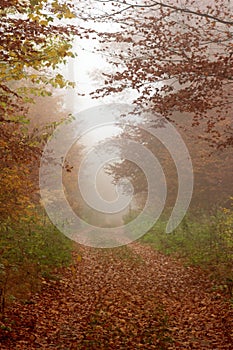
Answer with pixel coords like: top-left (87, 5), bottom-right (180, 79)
top-left (0, 2), bottom-right (233, 348)
top-left (0, 0), bottom-right (77, 123)
top-left (0, 0), bottom-right (79, 218)
top-left (0, 0), bottom-right (79, 315)
top-left (90, 0), bottom-right (233, 149)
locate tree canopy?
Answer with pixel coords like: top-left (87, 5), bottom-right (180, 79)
top-left (0, 0), bottom-right (78, 123)
top-left (0, 0), bottom-right (80, 224)
top-left (89, 0), bottom-right (233, 149)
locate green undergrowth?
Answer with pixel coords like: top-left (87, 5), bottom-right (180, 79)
top-left (0, 211), bottom-right (73, 316)
top-left (140, 205), bottom-right (233, 294)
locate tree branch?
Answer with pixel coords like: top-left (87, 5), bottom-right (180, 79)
top-left (94, 0), bottom-right (233, 25)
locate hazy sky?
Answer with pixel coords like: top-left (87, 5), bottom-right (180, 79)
top-left (61, 27), bottom-right (134, 219)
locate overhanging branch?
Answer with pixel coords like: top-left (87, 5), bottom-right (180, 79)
top-left (94, 0), bottom-right (233, 26)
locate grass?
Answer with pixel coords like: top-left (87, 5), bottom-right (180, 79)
top-left (0, 209), bottom-right (73, 316)
top-left (140, 207), bottom-right (233, 293)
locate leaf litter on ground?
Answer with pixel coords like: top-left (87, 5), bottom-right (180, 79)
top-left (0, 242), bottom-right (232, 349)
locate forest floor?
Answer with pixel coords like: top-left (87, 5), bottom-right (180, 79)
top-left (0, 242), bottom-right (232, 349)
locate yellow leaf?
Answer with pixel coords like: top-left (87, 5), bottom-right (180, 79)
top-left (76, 255), bottom-right (82, 262)
top-left (64, 11), bottom-right (76, 19)
top-left (40, 20), bottom-right (48, 26)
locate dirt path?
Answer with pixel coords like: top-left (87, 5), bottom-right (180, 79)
top-left (0, 243), bottom-right (232, 349)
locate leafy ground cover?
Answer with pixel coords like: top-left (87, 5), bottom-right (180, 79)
top-left (0, 242), bottom-right (232, 349)
top-left (0, 213), bottom-right (73, 315)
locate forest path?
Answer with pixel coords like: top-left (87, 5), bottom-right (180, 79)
top-left (0, 242), bottom-right (232, 349)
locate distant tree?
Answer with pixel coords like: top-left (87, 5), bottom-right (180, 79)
top-left (105, 123), bottom-right (233, 213)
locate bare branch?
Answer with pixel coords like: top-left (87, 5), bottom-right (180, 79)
top-left (94, 0), bottom-right (233, 25)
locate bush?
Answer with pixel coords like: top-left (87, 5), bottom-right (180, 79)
top-left (0, 210), bottom-right (73, 316)
top-left (140, 202), bottom-right (233, 285)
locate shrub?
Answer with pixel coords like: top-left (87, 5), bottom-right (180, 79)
top-left (0, 210), bottom-right (72, 316)
top-left (140, 202), bottom-right (233, 286)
